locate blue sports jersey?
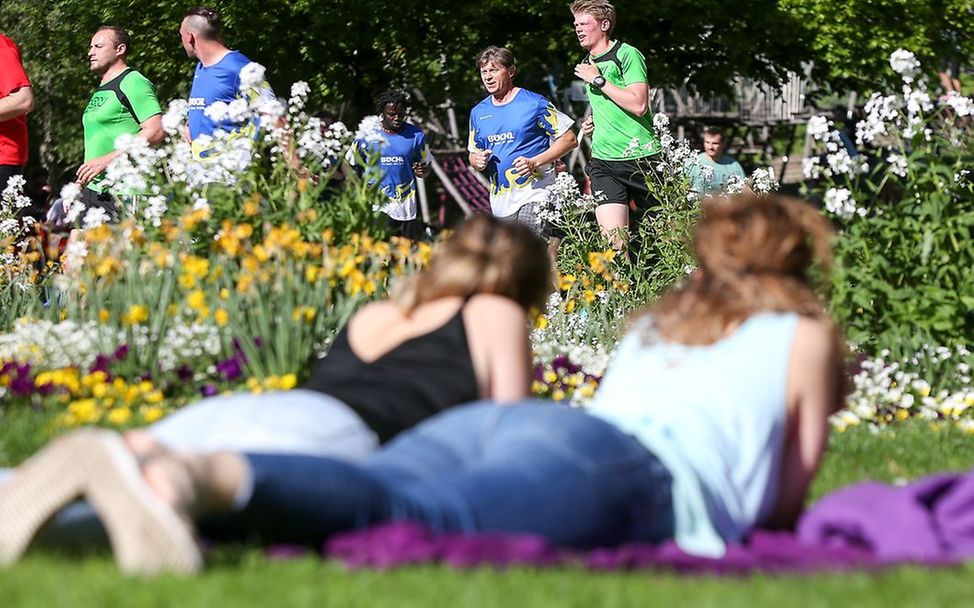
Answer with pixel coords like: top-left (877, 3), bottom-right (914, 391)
top-left (467, 88), bottom-right (573, 217)
top-left (353, 123), bottom-right (431, 221)
top-left (188, 51), bottom-right (252, 140)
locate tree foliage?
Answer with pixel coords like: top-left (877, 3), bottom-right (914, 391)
top-left (2, 0), bottom-right (971, 179)
top-left (781, 0), bottom-right (974, 94)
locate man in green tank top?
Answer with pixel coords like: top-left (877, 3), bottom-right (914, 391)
top-left (571, 0), bottom-right (660, 249)
top-left (76, 26), bottom-right (163, 222)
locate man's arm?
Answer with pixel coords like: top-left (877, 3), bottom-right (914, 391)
top-left (513, 130), bottom-right (577, 177)
top-left (76, 114), bottom-right (164, 185)
top-left (0, 86), bottom-right (34, 122)
top-left (574, 62), bottom-right (648, 116)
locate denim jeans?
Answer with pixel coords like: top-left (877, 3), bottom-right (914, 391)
top-left (202, 402), bottom-right (675, 549)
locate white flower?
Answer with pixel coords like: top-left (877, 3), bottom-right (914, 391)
top-left (944, 93), bottom-right (974, 117)
top-left (354, 115), bottom-right (385, 146)
top-left (203, 101), bottom-right (230, 123)
top-left (806, 115), bottom-right (832, 141)
top-left (750, 166), bottom-right (778, 194)
top-left (889, 49), bottom-right (921, 83)
top-left (887, 153), bottom-right (908, 178)
top-left (161, 99), bottom-right (189, 136)
top-left (802, 156), bottom-right (822, 180)
top-left (652, 113), bottom-right (670, 130)
top-left (724, 174), bottom-right (744, 195)
top-left (142, 195), bottom-right (167, 227)
top-left (226, 98), bottom-right (250, 123)
top-left (239, 62), bottom-right (267, 91)
top-left (81, 207), bottom-right (109, 229)
top-left (824, 187), bottom-right (863, 219)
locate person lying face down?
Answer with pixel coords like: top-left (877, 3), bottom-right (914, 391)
top-left (0, 194), bottom-right (845, 574)
top-left (0, 215), bottom-right (552, 556)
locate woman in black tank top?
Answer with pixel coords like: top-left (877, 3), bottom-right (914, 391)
top-left (0, 216), bottom-right (552, 557)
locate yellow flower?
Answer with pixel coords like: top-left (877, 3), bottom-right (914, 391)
top-left (551, 389), bottom-right (566, 401)
top-left (186, 289), bottom-right (206, 311)
top-left (895, 409), bottom-right (910, 421)
top-left (543, 370), bottom-right (558, 384)
top-left (215, 308), bottom-right (229, 327)
top-left (141, 405), bottom-right (165, 423)
top-left (565, 299), bottom-right (577, 313)
top-left (107, 407), bottom-right (133, 426)
top-left (219, 288), bottom-right (230, 300)
top-left (121, 304), bottom-right (149, 325)
top-left (305, 265), bottom-right (320, 283)
top-left (583, 289), bottom-right (596, 304)
top-left (98, 308), bottom-right (111, 323)
top-left (94, 256), bottom-right (121, 278)
top-left (291, 307), bottom-right (316, 323)
top-left (280, 373), bottom-right (298, 390)
top-left (252, 245), bottom-right (270, 263)
top-left (243, 199), bottom-right (260, 216)
top-left (558, 274), bottom-right (577, 291)
top-left (67, 399), bottom-right (101, 424)
top-left (144, 390), bottom-right (164, 404)
top-left (534, 315), bottom-right (549, 330)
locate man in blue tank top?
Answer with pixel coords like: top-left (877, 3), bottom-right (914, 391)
top-left (468, 46), bottom-right (576, 242)
top-left (178, 7), bottom-right (274, 158)
top-left (350, 90), bottom-right (432, 240)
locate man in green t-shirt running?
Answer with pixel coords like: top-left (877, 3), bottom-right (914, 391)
top-left (76, 25), bottom-right (163, 222)
top-left (571, 0), bottom-right (660, 249)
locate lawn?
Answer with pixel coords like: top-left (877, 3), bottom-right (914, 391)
top-left (1, 407), bottom-right (974, 608)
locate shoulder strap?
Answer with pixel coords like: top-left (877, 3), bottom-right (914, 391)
top-left (98, 68), bottom-right (140, 124)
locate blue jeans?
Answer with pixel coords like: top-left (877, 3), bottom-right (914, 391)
top-left (201, 402), bottom-right (675, 549)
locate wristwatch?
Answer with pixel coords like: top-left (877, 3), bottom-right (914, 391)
top-left (592, 75), bottom-right (607, 89)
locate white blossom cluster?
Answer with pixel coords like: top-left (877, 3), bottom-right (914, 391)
top-left (353, 115), bottom-right (385, 147)
top-left (0, 174), bottom-right (34, 239)
top-left (823, 187), bottom-right (865, 219)
top-left (533, 171), bottom-right (605, 226)
top-left (531, 292), bottom-right (615, 378)
top-left (296, 118), bottom-right (351, 167)
top-left (833, 344), bottom-right (974, 431)
top-left (749, 167), bottom-right (778, 194)
top-left (803, 114), bottom-right (869, 181)
top-left (0, 317), bottom-right (223, 374)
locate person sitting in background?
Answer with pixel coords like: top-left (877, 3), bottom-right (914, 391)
top-left (0, 194), bottom-right (845, 574)
top-left (690, 126), bottom-right (745, 196)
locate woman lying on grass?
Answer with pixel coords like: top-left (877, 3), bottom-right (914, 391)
top-left (0, 214), bottom-right (550, 548)
top-left (0, 194), bottom-right (846, 575)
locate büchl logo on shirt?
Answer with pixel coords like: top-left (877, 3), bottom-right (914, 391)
top-left (486, 131), bottom-right (515, 144)
top-left (188, 97), bottom-right (206, 110)
top-left (381, 155), bottom-right (405, 165)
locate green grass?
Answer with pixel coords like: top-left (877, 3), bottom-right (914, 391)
top-left (2, 408), bottom-right (974, 607)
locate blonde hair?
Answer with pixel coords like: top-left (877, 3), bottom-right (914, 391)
top-left (394, 215), bottom-right (552, 314)
top-left (570, 0), bottom-right (617, 37)
top-left (643, 194), bottom-right (838, 345)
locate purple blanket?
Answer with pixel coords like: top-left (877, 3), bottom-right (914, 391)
top-left (308, 468), bottom-right (974, 574)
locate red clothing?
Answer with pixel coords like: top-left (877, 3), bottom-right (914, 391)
top-left (0, 33), bottom-right (31, 166)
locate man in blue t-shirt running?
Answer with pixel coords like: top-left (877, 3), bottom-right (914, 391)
top-left (350, 90), bottom-right (432, 240)
top-left (468, 46), bottom-right (576, 246)
top-left (178, 7), bottom-right (273, 158)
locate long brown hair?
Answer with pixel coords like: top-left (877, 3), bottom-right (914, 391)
top-left (394, 215), bottom-right (552, 314)
top-left (644, 194), bottom-right (838, 345)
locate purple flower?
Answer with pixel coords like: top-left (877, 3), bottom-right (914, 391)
top-left (200, 384), bottom-right (219, 397)
top-left (9, 374), bottom-right (34, 396)
top-left (176, 364), bottom-right (194, 382)
top-left (113, 344), bottom-right (130, 361)
top-left (90, 354), bottom-right (112, 374)
top-left (217, 357), bottom-right (243, 381)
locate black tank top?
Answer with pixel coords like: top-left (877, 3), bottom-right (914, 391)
top-left (302, 307), bottom-right (480, 443)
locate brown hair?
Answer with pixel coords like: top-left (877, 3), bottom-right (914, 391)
top-left (475, 46), bottom-right (516, 70)
top-left (570, 0), bottom-right (617, 37)
top-left (95, 25), bottom-right (132, 56)
top-left (394, 215), bottom-right (552, 314)
top-left (643, 194), bottom-right (838, 346)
